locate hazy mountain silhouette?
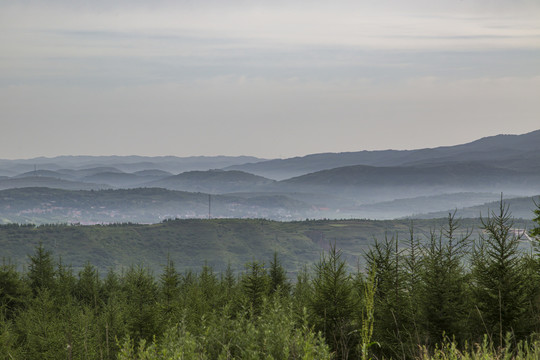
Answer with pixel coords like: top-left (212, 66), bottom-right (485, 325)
top-left (226, 129), bottom-right (540, 179)
top-left (0, 130), bottom-right (538, 221)
top-left (13, 169), bottom-right (77, 181)
top-left (148, 169), bottom-right (276, 194)
top-left (0, 155), bottom-right (265, 174)
top-left (132, 169), bottom-right (173, 177)
top-left (415, 195), bottom-right (539, 220)
top-left (0, 176), bottom-right (110, 191)
top-left (274, 161), bottom-right (539, 202)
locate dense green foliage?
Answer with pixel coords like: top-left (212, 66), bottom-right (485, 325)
top-left (1, 217), bottom-right (534, 276)
top-left (1, 201), bottom-right (540, 359)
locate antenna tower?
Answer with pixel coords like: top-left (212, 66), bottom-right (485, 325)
top-left (208, 194), bottom-right (212, 219)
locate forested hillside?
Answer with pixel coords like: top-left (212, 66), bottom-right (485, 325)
top-left (2, 216), bottom-right (533, 275)
top-left (1, 202), bottom-right (540, 359)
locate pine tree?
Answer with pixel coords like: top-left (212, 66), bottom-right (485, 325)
top-left (199, 262), bottom-right (219, 305)
top-left (269, 251), bottom-right (291, 296)
top-left (0, 309), bottom-right (24, 360)
top-left (75, 262), bottom-right (101, 309)
top-left (177, 264), bottom-right (220, 336)
top-left (102, 268), bottom-right (121, 303)
top-left (221, 262), bottom-right (237, 296)
top-left (159, 257), bottom-right (181, 322)
top-left (27, 243), bottom-right (55, 295)
top-left (404, 223), bottom-right (422, 301)
top-left (15, 289), bottom-right (66, 359)
top-left (403, 223), bottom-right (422, 345)
top-left (219, 262), bottom-right (240, 310)
top-left (472, 199), bottom-right (527, 344)
top-left (519, 251), bottom-right (540, 337)
top-left (241, 261), bottom-right (269, 316)
top-left (122, 265), bottom-right (160, 342)
top-left (292, 265), bottom-right (312, 321)
top-left (524, 198), bottom-right (540, 336)
top-left (419, 213), bottom-right (472, 345)
top-left (310, 243), bottom-right (357, 359)
top-left (364, 234), bottom-right (409, 359)
top-left (0, 262), bottom-right (29, 320)
top-left (100, 269), bottom-right (126, 360)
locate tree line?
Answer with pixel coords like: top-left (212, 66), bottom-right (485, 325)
top-left (1, 199), bottom-right (540, 359)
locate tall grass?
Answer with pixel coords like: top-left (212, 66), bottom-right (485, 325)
top-left (418, 335), bottom-right (540, 360)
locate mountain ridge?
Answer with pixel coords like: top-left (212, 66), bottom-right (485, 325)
top-left (226, 129), bottom-right (540, 179)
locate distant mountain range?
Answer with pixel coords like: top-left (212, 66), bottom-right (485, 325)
top-left (0, 129), bottom-right (539, 222)
top-left (226, 129), bottom-right (540, 179)
top-left (0, 155), bottom-right (265, 174)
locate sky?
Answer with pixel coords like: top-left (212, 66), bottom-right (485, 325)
top-left (1, 0), bottom-right (539, 159)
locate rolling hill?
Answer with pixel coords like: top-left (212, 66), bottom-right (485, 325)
top-left (4, 217), bottom-right (532, 275)
top-left (0, 176), bottom-right (110, 191)
top-left (2, 187), bottom-right (526, 223)
top-left (346, 192), bottom-right (519, 220)
top-left (274, 162), bottom-right (540, 202)
top-left (148, 169), bottom-right (277, 194)
top-left (0, 187), bottom-right (310, 224)
top-left (416, 195), bottom-right (540, 220)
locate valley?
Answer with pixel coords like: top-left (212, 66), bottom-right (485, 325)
top-left (1, 130), bottom-right (539, 224)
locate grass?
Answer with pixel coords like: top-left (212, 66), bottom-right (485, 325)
top-left (419, 336), bottom-right (540, 360)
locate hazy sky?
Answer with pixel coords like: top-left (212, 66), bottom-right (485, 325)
top-left (1, 0), bottom-right (539, 159)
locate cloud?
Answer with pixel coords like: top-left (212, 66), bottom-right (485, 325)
top-left (0, 0), bottom-right (539, 158)
top-left (2, 1), bottom-right (540, 55)
top-left (1, 76), bottom-right (539, 158)
top-left (1, 0), bottom-right (539, 89)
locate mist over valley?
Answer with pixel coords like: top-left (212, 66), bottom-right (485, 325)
top-left (1, 130), bottom-right (539, 225)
